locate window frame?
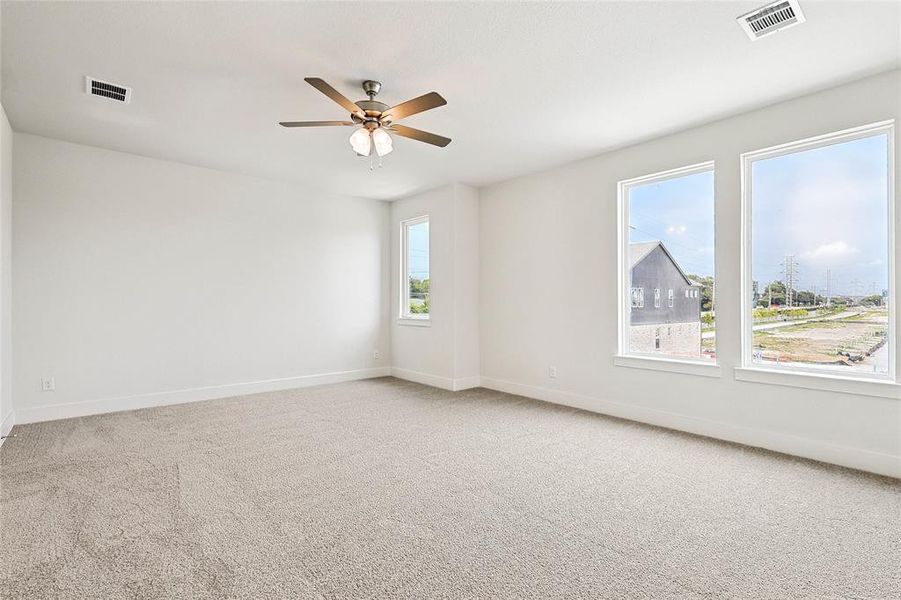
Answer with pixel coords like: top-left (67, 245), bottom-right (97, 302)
top-left (399, 214), bottom-right (431, 324)
top-left (616, 160), bottom-right (717, 373)
top-left (739, 120), bottom-right (896, 383)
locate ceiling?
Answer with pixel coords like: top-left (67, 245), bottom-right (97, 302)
top-left (2, 2), bottom-right (899, 200)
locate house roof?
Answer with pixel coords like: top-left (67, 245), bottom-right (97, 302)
top-left (629, 241), bottom-right (697, 287)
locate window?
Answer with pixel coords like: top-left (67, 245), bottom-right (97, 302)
top-left (742, 121), bottom-right (894, 379)
top-left (619, 162), bottom-right (716, 362)
top-left (631, 287), bottom-right (644, 308)
top-left (401, 216), bottom-right (430, 320)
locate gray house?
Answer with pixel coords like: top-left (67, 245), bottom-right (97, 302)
top-left (629, 241), bottom-right (702, 356)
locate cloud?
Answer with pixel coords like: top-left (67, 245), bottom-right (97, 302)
top-left (666, 225), bottom-right (687, 234)
top-left (800, 240), bottom-right (860, 263)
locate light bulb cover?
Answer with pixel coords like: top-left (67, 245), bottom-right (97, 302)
top-left (349, 128), bottom-right (372, 156)
top-left (371, 128), bottom-right (394, 157)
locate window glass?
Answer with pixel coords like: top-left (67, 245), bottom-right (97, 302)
top-left (402, 217), bottom-right (430, 318)
top-left (748, 130), bottom-right (891, 377)
top-left (623, 166), bottom-right (715, 361)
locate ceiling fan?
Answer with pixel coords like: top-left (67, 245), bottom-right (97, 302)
top-left (279, 78), bottom-right (451, 164)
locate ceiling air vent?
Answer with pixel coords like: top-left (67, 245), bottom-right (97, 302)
top-left (737, 0), bottom-right (805, 41)
top-left (85, 76), bottom-right (132, 104)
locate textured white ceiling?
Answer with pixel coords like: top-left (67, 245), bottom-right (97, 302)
top-left (2, 2), bottom-right (899, 200)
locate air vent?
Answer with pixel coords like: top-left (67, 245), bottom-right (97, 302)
top-left (737, 0), bottom-right (805, 40)
top-left (85, 76), bottom-right (132, 104)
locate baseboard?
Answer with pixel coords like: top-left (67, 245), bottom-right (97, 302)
top-left (390, 368), bottom-right (480, 392)
top-left (452, 375), bottom-right (481, 391)
top-left (0, 409), bottom-right (14, 448)
top-left (390, 367), bottom-right (455, 390)
top-left (479, 376), bottom-right (901, 479)
top-left (15, 367), bottom-right (392, 425)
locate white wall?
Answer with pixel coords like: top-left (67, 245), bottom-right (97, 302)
top-left (391, 183), bottom-right (480, 390)
top-left (12, 133), bottom-right (391, 423)
top-left (479, 69), bottom-right (901, 477)
top-left (0, 105), bottom-right (12, 439)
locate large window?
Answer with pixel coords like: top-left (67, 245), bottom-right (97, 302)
top-left (401, 215), bottom-right (430, 319)
top-left (619, 162), bottom-right (716, 362)
top-left (742, 122), bottom-right (894, 379)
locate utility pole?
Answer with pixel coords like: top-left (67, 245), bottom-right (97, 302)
top-left (825, 268), bottom-right (832, 307)
top-left (782, 255), bottom-right (799, 308)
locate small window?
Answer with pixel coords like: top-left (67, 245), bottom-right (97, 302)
top-left (668, 289), bottom-right (674, 307)
top-left (631, 287), bottom-right (644, 308)
top-left (654, 328), bottom-right (661, 349)
top-left (401, 216), bottom-right (430, 319)
top-left (685, 290), bottom-right (689, 298)
top-left (654, 288), bottom-right (661, 308)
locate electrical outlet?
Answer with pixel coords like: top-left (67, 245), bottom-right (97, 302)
top-left (41, 376), bottom-right (55, 391)
top-left (548, 366), bottom-right (558, 379)
top-left (372, 350), bottom-right (380, 360)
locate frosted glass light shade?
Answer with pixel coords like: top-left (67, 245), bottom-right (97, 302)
top-left (349, 128), bottom-right (372, 156)
top-left (372, 128), bottom-right (394, 157)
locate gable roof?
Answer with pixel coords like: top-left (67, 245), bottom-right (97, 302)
top-left (629, 241), bottom-right (697, 287)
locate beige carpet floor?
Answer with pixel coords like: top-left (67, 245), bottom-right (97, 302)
top-left (1, 377), bottom-right (899, 599)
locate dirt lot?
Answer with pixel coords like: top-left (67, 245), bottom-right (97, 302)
top-left (752, 310), bottom-right (888, 367)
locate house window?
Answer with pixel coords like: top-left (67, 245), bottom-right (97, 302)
top-left (400, 216), bottom-right (430, 320)
top-left (619, 162), bottom-right (715, 361)
top-left (742, 121), bottom-right (894, 379)
top-left (631, 287), bottom-right (644, 308)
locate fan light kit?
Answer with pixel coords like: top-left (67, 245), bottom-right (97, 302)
top-left (280, 78), bottom-right (450, 169)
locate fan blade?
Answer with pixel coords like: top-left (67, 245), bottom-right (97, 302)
top-left (381, 92), bottom-right (446, 122)
top-left (304, 77), bottom-right (364, 117)
top-left (279, 120), bottom-right (354, 127)
top-left (389, 124), bottom-right (451, 148)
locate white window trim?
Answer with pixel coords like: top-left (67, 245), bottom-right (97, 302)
top-left (399, 214), bottom-right (430, 323)
top-left (613, 354), bottom-right (722, 378)
top-left (616, 160), bottom-right (717, 371)
top-left (739, 120), bottom-right (896, 388)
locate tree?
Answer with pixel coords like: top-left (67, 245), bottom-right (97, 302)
top-left (408, 277), bottom-right (430, 314)
top-left (860, 294), bottom-right (883, 307)
top-left (760, 280), bottom-right (786, 307)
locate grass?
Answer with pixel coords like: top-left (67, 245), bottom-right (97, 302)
top-left (752, 310), bottom-right (887, 365)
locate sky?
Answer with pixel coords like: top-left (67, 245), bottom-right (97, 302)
top-left (751, 133), bottom-right (889, 296)
top-left (628, 133), bottom-right (890, 296)
top-left (408, 220), bottom-right (429, 280)
top-left (629, 169), bottom-right (715, 278)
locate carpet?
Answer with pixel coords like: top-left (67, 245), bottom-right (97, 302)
top-left (1, 377), bottom-right (899, 598)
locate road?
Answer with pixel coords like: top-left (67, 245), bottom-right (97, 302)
top-left (701, 309), bottom-right (863, 339)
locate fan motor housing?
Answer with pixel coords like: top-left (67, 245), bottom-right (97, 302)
top-left (352, 99), bottom-right (389, 124)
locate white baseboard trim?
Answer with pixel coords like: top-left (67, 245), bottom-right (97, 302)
top-left (390, 367), bottom-right (455, 390)
top-left (15, 367), bottom-right (392, 425)
top-left (390, 368), bottom-right (480, 392)
top-left (479, 376), bottom-right (901, 479)
top-left (0, 409), bottom-right (14, 448)
top-left (453, 375), bottom-right (481, 391)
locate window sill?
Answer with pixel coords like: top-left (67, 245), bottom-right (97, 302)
top-left (734, 367), bottom-right (900, 400)
top-left (613, 354), bottom-right (721, 378)
top-left (397, 318), bottom-right (431, 327)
